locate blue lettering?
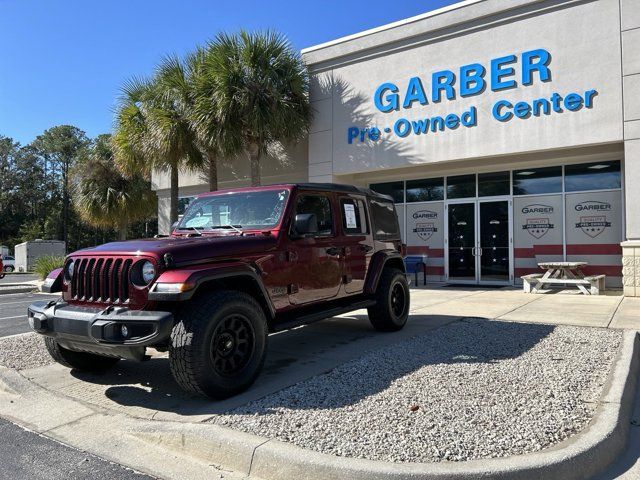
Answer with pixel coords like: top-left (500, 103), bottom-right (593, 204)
top-left (411, 119), bottom-right (429, 134)
top-left (347, 127), bottom-right (359, 144)
top-left (532, 98), bottom-right (550, 116)
top-left (563, 93), bottom-right (583, 111)
top-left (430, 116), bottom-right (445, 132)
top-left (521, 49), bottom-right (551, 86)
top-left (445, 113), bottom-right (460, 129)
top-left (460, 63), bottom-right (486, 97)
top-left (493, 100), bottom-right (513, 121)
top-left (431, 70), bottom-right (456, 102)
top-left (394, 118), bottom-right (411, 137)
top-left (403, 77), bottom-right (428, 109)
top-left (369, 127), bottom-right (381, 141)
top-left (491, 55), bottom-right (517, 91)
top-left (513, 101), bottom-right (531, 119)
top-left (374, 83), bottom-right (399, 113)
top-left (585, 89), bottom-right (598, 108)
top-left (461, 107), bottom-right (477, 127)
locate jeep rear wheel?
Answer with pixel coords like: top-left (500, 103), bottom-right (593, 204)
top-left (44, 337), bottom-right (120, 372)
top-left (169, 290), bottom-right (268, 399)
top-left (368, 268), bottom-right (410, 332)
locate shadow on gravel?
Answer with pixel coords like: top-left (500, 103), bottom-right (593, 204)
top-left (69, 316), bottom-right (555, 416)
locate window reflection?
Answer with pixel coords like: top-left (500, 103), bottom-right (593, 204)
top-left (370, 181), bottom-right (404, 203)
top-left (513, 167), bottom-right (562, 195)
top-left (565, 161), bottom-right (621, 192)
top-left (406, 177), bottom-right (444, 202)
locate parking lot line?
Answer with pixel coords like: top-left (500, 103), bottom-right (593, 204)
top-left (0, 315), bottom-right (26, 321)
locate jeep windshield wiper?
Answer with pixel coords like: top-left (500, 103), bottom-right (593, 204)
top-left (177, 226), bottom-right (203, 236)
top-left (210, 224), bottom-right (243, 234)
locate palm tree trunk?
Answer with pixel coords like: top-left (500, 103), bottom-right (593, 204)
top-left (248, 145), bottom-right (261, 187)
top-left (169, 164), bottom-right (179, 226)
top-left (207, 150), bottom-right (218, 191)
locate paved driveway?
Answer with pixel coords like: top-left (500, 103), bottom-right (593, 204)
top-left (0, 292), bottom-right (60, 337)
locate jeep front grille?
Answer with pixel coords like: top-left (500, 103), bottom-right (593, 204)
top-left (70, 257), bottom-right (133, 303)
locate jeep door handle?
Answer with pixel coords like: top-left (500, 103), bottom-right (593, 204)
top-left (359, 245), bottom-right (373, 253)
top-left (326, 247), bottom-right (341, 256)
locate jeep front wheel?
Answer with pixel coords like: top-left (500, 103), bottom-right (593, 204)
top-left (169, 290), bottom-right (268, 399)
top-left (368, 268), bottom-right (410, 332)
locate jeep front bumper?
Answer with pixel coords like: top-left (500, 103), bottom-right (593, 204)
top-left (27, 301), bottom-right (173, 361)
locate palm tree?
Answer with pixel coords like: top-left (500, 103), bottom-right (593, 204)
top-left (113, 64), bottom-right (202, 226)
top-left (195, 30), bottom-right (312, 186)
top-left (74, 134), bottom-right (157, 240)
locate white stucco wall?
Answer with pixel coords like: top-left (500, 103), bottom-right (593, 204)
top-left (304, 0), bottom-right (624, 179)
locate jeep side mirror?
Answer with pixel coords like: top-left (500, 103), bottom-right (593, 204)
top-left (293, 213), bottom-right (318, 237)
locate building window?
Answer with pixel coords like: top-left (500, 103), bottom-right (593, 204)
top-left (513, 166), bottom-right (562, 195)
top-left (478, 171), bottom-right (510, 196)
top-left (446, 174), bottom-right (476, 199)
top-left (406, 177), bottom-right (444, 202)
top-left (564, 160), bottom-right (621, 192)
top-left (370, 181), bottom-right (404, 203)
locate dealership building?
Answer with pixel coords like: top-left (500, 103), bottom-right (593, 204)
top-left (152, 0), bottom-right (640, 296)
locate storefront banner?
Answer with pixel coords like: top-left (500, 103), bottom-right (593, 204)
top-left (565, 191), bottom-right (622, 284)
top-left (513, 195), bottom-right (563, 278)
top-left (405, 203), bottom-right (445, 277)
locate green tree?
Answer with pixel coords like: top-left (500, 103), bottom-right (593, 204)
top-left (73, 134), bottom-right (157, 240)
top-left (195, 30), bottom-right (312, 186)
top-left (113, 69), bottom-right (201, 225)
top-left (31, 126), bottom-right (90, 250)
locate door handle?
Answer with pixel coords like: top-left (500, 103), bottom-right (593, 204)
top-left (472, 247), bottom-right (477, 256)
top-left (359, 245), bottom-right (373, 253)
top-left (478, 247), bottom-right (483, 256)
top-left (326, 247), bottom-right (341, 256)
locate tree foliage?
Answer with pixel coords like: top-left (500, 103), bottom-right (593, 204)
top-left (73, 134), bottom-right (157, 240)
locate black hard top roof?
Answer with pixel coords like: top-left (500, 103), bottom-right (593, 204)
top-left (292, 183), bottom-right (393, 201)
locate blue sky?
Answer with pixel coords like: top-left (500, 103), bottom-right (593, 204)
top-left (0, 0), bottom-right (461, 145)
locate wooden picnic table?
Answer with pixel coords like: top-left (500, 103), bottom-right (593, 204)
top-left (521, 261), bottom-right (606, 295)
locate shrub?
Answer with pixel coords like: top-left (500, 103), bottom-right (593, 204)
top-left (33, 255), bottom-right (65, 280)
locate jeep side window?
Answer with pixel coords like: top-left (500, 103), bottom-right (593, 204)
top-left (341, 198), bottom-right (369, 235)
top-left (294, 195), bottom-right (333, 236)
top-left (369, 198), bottom-right (400, 240)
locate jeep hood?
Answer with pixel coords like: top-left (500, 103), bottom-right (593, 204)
top-left (70, 234), bottom-right (279, 265)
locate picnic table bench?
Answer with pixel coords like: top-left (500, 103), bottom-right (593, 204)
top-left (521, 262), bottom-right (605, 295)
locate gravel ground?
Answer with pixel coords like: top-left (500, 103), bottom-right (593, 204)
top-left (0, 333), bottom-right (54, 370)
top-left (217, 319), bottom-right (622, 463)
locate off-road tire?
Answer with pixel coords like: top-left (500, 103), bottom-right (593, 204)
top-left (368, 268), bottom-right (410, 332)
top-left (44, 337), bottom-right (120, 372)
top-left (169, 290), bottom-right (268, 399)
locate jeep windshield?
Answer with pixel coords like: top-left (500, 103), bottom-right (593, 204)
top-left (176, 189), bottom-right (289, 232)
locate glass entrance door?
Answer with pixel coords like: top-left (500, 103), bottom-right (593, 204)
top-left (446, 199), bottom-right (512, 284)
top-left (478, 200), bottom-right (510, 283)
top-left (447, 203), bottom-right (476, 282)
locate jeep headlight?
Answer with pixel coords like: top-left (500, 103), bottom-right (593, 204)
top-left (65, 260), bottom-right (75, 282)
top-left (141, 261), bottom-right (156, 284)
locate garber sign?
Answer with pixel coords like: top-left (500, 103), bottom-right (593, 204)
top-left (347, 48), bottom-right (598, 144)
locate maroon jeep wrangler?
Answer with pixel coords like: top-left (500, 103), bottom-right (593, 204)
top-left (29, 184), bottom-right (409, 398)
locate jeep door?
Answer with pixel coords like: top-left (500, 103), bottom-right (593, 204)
top-left (335, 195), bottom-right (374, 294)
top-left (287, 192), bottom-right (342, 305)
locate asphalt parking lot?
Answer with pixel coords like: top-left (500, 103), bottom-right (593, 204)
top-left (0, 292), bottom-right (60, 337)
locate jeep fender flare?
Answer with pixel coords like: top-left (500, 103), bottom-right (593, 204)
top-left (148, 262), bottom-right (276, 318)
top-left (364, 250), bottom-right (406, 295)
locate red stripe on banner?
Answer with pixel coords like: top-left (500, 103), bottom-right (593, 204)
top-left (514, 244), bottom-right (563, 258)
top-left (405, 246), bottom-right (444, 257)
top-left (514, 248), bottom-right (534, 258)
top-left (533, 244), bottom-right (564, 255)
top-left (426, 266), bottom-right (445, 275)
top-left (581, 265), bottom-right (622, 277)
top-left (515, 267), bottom-right (541, 277)
top-left (566, 244), bottom-right (622, 255)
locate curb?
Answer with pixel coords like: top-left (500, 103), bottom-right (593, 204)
top-left (0, 286), bottom-right (37, 295)
top-left (0, 331), bottom-right (637, 480)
